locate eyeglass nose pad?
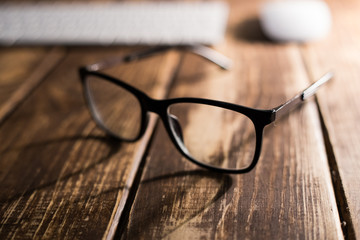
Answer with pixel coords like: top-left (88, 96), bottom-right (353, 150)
top-left (169, 114), bottom-right (184, 143)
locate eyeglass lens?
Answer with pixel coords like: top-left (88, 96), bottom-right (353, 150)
top-left (168, 103), bottom-right (256, 170)
top-left (86, 75), bottom-right (142, 140)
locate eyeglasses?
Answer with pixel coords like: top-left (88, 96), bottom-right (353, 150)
top-left (79, 45), bottom-right (332, 174)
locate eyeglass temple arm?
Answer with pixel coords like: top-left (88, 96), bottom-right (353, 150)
top-left (85, 45), bottom-right (232, 72)
top-left (273, 72), bottom-right (333, 120)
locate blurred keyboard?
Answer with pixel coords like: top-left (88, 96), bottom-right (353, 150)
top-left (0, 2), bottom-right (229, 46)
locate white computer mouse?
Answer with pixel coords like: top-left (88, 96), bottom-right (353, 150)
top-left (259, 0), bottom-right (332, 42)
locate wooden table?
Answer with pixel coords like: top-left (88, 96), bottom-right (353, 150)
top-left (1, 0), bottom-right (359, 239)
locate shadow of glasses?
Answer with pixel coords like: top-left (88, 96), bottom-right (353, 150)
top-left (118, 169), bottom-right (233, 239)
top-left (0, 135), bottom-right (121, 203)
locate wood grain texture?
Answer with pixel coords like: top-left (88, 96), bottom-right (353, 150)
top-left (0, 47), bottom-right (181, 239)
top-left (0, 47), bottom-right (47, 104)
top-left (300, 0), bottom-right (360, 238)
top-left (120, 0), bottom-right (343, 239)
top-left (0, 47), bottom-right (65, 124)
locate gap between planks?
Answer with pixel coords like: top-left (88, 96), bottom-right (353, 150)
top-left (299, 42), bottom-right (356, 240)
top-left (316, 102), bottom-right (356, 240)
top-left (103, 51), bottom-right (185, 240)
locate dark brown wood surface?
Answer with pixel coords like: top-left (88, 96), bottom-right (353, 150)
top-left (0, 0), bottom-right (359, 239)
top-left (119, 1), bottom-right (343, 238)
top-left (301, 0), bottom-right (360, 238)
top-left (0, 47), bottom-right (181, 239)
top-left (0, 47), bottom-right (65, 124)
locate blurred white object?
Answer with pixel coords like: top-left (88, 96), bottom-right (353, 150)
top-left (259, 0), bottom-right (332, 42)
top-left (0, 2), bottom-right (228, 46)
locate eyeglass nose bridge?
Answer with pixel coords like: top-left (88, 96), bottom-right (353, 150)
top-left (137, 94), bottom-right (171, 124)
top-left (135, 94), bottom-right (172, 137)
top-left (137, 95), bottom-right (190, 156)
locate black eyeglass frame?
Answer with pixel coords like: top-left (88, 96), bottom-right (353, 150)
top-left (79, 45), bottom-right (333, 174)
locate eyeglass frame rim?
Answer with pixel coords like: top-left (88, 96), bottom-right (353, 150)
top-left (78, 45), bottom-right (332, 174)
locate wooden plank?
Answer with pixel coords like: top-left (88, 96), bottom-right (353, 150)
top-left (0, 47), bottom-right (47, 105)
top-left (0, 47), bottom-right (181, 239)
top-left (119, 1), bottom-right (343, 239)
top-left (0, 47), bottom-right (65, 124)
top-left (300, 0), bottom-right (360, 238)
